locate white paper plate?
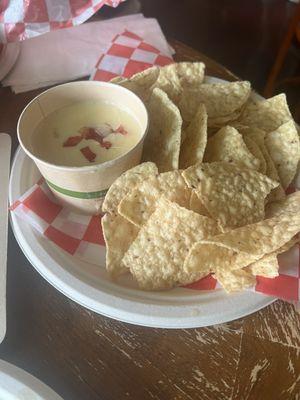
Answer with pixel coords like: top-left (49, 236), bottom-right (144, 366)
top-left (9, 77), bottom-right (275, 328)
top-left (0, 360), bottom-right (62, 400)
top-left (9, 146), bottom-right (276, 328)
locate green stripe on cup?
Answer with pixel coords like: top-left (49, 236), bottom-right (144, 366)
top-left (46, 179), bottom-right (108, 199)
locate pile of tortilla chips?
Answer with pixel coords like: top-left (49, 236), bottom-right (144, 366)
top-left (102, 62), bottom-right (300, 293)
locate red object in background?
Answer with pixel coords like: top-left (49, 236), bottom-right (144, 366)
top-left (63, 135), bottom-right (83, 147)
top-left (80, 146), bottom-right (96, 162)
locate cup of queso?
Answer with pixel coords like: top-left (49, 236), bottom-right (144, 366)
top-left (17, 81), bottom-right (149, 214)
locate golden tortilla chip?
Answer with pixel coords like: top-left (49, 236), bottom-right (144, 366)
top-left (176, 62), bottom-right (205, 87)
top-left (142, 88), bottom-right (182, 172)
top-left (214, 268), bottom-right (256, 293)
top-left (183, 242), bottom-right (253, 275)
top-left (155, 62), bottom-right (205, 103)
top-left (110, 76), bottom-right (124, 84)
top-left (179, 104), bottom-right (208, 169)
top-left (238, 93), bottom-right (292, 132)
top-left (118, 170), bottom-right (191, 226)
top-left (182, 162), bottom-right (278, 229)
top-left (112, 66), bottom-right (159, 101)
top-left (102, 162), bottom-right (158, 213)
top-left (237, 125), bottom-right (285, 202)
top-left (265, 120), bottom-right (300, 189)
top-left (184, 192), bottom-right (300, 274)
top-left (243, 136), bottom-right (267, 174)
top-left (101, 213), bottom-right (139, 277)
top-left (204, 126), bottom-right (261, 171)
top-left (189, 191), bottom-right (211, 216)
top-left (248, 237), bottom-right (298, 278)
top-left (208, 110), bottom-right (243, 129)
top-left (208, 197), bottom-right (300, 255)
top-left (248, 254), bottom-right (279, 278)
top-left (122, 198), bottom-right (220, 290)
top-left (266, 191), bottom-right (300, 218)
top-left (178, 81), bottom-right (251, 122)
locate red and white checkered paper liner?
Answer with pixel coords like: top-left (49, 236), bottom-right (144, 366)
top-left (0, 0), bottom-right (124, 43)
top-left (10, 178), bottom-right (300, 302)
top-left (90, 29), bottom-right (173, 82)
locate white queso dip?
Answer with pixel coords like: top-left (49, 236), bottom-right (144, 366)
top-left (31, 100), bottom-right (142, 167)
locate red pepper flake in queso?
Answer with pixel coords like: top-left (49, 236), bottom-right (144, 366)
top-left (115, 124), bottom-right (128, 135)
top-left (63, 135), bottom-right (82, 147)
top-left (80, 146), bottom-right (96, 162)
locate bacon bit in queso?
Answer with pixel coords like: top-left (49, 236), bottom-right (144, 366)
top-left (61, 123), bottom-right (131, 163)
top-left (80, 146), bottom-right (96, 162)
top-left (63, 135), bottom-right (83, 147)
top-left (115, 124), bottom-right (128, 135)
top-left (80, 127), bottom-right (112, 149)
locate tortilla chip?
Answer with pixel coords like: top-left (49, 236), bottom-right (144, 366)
top-left (184, 194), bottom-right (300, 275)
top-left (185, 192), bottom-right (300, 272)
top-left (204, 126), bottom-right (261, 171)
top-left (238, 93), bottom-right (292, 132)
top-left (101, 213), bottom-right (139, 277)
top-left (176, 62), bottom-right (205, 87)
top-left (207, 111), bottom-right (242, 129)
top-left (179, 104), bottom-right (208, 169)
top-left (178, 81), bottom-right (251, 122)
top-left (189, 191), bottom-right (211, 216)
top-left (155, 62), bottom-right (205, 103)
top-left (248, 237), bottom-right (298, 278)
top-left (122, 198), bottom-right (220, 290)
top-left (182, 162), bottom-right (278, 229)
top-left (208, 198), bottom-right (300, 255)
top-left (102, 162), bottom-right (158, 213)
top-left (112, 66), bottom-right (159, 101)
top-left (214, 268), bottom-right (256, 293)
top-left (183, 242), bottom-right (253, 275)
top-left (236, 125), bottom-right (285, 201)
top-left (142, 88), bottom-right (182, 172)
top-left (265, 120), bottom-right (300, 189)
top-left (243, 136), bottom-right (267, 174)
top-left (248, 254), bottom-right (279, 278)
top-left (110, 76), bottom-right (124, 84)
top-left (265, 191), bottom-right (300, 218)
top-left (118, 170), bottom-right (191, 226)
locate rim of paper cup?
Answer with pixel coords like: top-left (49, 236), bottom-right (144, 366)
top-left (17, 81), bottom-right (149, 172)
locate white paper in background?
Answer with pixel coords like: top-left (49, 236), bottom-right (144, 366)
top-left (0, 134), bottom-right (11, 344)
top-left (0, 42), bottom-right (20, 81)
top-left (2, 14), bottom-right (174, 93)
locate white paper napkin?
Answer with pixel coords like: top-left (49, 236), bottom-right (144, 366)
top-left (2, 14), bottom-right (173, 93)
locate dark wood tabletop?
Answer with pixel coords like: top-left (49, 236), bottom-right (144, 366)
top-left (1, 39), bottom-right (300, 400)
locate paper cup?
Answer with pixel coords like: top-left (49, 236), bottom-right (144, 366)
top-left (17, 81), bottom-right (148, 214)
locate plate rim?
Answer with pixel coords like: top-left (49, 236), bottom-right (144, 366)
top-left (0, 359), bottom-right (63, 400)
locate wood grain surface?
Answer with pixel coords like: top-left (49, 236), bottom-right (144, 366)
top-left (0, 39), bottom-right (299, 400)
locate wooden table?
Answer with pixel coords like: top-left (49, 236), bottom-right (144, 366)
top-left (1, 39), bottom-right (300, 400)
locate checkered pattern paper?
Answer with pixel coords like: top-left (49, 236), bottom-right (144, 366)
top-left (0, 0), bottom-right (124, 43)
top-left (90, 30), bottom-right (173, 82)
top-left (10, 178), bottom-right (300, 302)
top-left (10, 179), bottom-right (106, 266)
